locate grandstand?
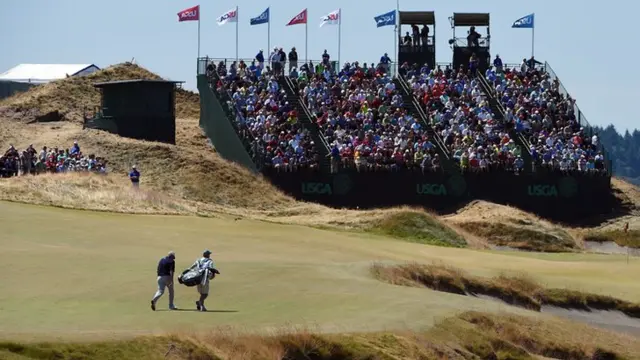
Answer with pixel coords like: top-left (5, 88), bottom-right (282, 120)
top-left (196, 11), bottom-right (614, 223)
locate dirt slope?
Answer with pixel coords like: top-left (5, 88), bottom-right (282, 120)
top-left (0, 62), bottom-right (199, 121)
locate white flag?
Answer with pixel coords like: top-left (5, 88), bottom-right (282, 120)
top-left (320, 9), bottom-right (340, 27)
top-left (217, 8), bottom-right (238, 26)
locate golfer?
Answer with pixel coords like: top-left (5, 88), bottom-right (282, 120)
top-left (189, 249), bottom-right (219, 312)
top-left (151, 251), bottom-right (177, 311)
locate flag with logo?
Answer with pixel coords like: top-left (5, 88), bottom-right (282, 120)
top-left (177, 5), bottom-right (199, 22)
top-left (217, 8), bottom-right (238, 26)
top-left (250, 7), bottom-right (269, 25)
top-left (286, 9), bottom-right (307, 26)
top-left (374, 10), bottom-right (396, 28)
top-left (319, 9), bottom-right (340, 27)
top-left (512, 13), bottom-right (534, 28)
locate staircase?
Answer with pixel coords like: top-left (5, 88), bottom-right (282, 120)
top-left (394, 76), bottom-right (459, 173)
top-left (279, 76), bottom-right (331, 171)
top-left (476, 72), bottom-right (533, 172)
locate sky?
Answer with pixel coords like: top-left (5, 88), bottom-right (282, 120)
top-left (0, 0), bottom-right (636, 132)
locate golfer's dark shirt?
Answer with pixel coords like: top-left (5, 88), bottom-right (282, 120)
top-left (157, 256), bottom-right (175, 276)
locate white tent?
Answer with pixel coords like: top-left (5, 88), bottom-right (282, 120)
top-left (0, 64), bottom-right (100, 84)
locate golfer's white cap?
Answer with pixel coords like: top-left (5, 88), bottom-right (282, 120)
top-left (168, 251), bottom-right (175, 257)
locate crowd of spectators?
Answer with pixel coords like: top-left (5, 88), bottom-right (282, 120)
top-left (210, 59), bottom-right (320, 171)
top-left (298, 60), bottom-right (442, 172)
top-left (485, 57), bottom-right (606, 173)
top-left (401, 62), bottom-right (525, 173)
top-left (0, 141), bottom-right (108, 178)
top-left (206, 49), bottom-right (605, 175)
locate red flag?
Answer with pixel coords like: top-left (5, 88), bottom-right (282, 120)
top-left (286, 9), bottom-right (307, 26)
top-left (178, 5), bottom-right (200, 22)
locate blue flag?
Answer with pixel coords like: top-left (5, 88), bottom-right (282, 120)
top-left (374, 10), bottom-right (396, 28)
top-left (250, 7), bottom-right (269, 25)
top-left (512, 13), bottom-right (534, 28)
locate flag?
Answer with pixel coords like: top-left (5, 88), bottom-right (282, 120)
top-left (177, 5), bottom-right (199, 22)
top-left (374, 10), bottom-right (396, 28)
top-left (512, 13), bottom-right (534, 28)
top-left (286, 9), bottom-right (307, 26)
top-left (319, 9), bottom-right (340, 27)
top-left (217, 8), bottom-right (238, 26)
top-left (250, 7), bottom-right (269, 25)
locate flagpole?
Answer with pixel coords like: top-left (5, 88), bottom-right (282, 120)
top-left (198, 16), bottom-right (201, 59)
top-left (267, 8), bottom-right (271, 56)
top-left (305, 14), bottom-right (308, 66)
top-left (531, 13), bottom-right (535, 60)
top-left (395, 0), bottom-right (399, 75)
top-left (338, 8), bottom-right (341, 71)
top-left (236, 6), bottom-right (239, 63)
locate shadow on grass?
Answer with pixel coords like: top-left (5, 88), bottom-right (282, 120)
top-left (156, 309), bottom-right (238, 313)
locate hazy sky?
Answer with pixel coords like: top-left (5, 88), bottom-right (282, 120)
top-left (1, 0), bottom-right (635, 132)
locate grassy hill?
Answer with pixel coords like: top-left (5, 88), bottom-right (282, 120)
top-left (1, 63), bottom-right (640, 359)
top-left (0, 62), bottom-right (200, 121)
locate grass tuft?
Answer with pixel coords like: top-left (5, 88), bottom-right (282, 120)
top-left (457, 221), bottom-right (577, 252)
top-left (370, 210), bottom-right (467, 248)
top-left (2, 312), bottom-right (638, 359)
top-left (583, 230), bottom-right (640, 249)
top-left (371, 262), bottom-right (640, 318)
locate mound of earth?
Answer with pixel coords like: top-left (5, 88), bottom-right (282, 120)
top-left (442, 200), bottom-right (578, 252)
top-left (0, 62), bottom-right (199, 122)
top-left (0, 119), bottom-right (465, 243)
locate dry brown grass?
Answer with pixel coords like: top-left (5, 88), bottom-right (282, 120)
top-left (372, 262), bottom-right (640, 318)
top-left (442, 200), bottom-right (579, 252)
top-left (0, 120), bottom-right (473, 244)
top-left (3, 311), bottom-right (639, 359)
top-left (0, 62), bottom-right (199, 122)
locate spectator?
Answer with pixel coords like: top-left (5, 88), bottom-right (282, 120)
top-left (420, 25), bottom-right (430, 47)
top-left (486, 62), bottom-right (605, 173)
top-left (288, 47), bottom-right (298, 73)
top-left (212, 61), bottom-right (320, 171)
top-left (493, 55), bottom-right (503, 73)
top-left (380, 53), bottom-right (391, 73)
top-left (0, 142), bottom-right (107, 178)
top-left (255, 49), bottom-right (265, 70)
top-left (411, 24), bottom-right (420, 47)
top-left (321, 50), bottom-right (330, 67)
top-left (467, 26), bottom-right (481, 47)
top-left (129, 165), bottom-right (140, 188)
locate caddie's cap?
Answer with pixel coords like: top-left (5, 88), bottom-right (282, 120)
top-left (203, 249), bottom-right (212, 256)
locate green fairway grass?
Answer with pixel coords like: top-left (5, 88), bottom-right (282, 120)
top-left (1, 201), bottom-right (639, 341)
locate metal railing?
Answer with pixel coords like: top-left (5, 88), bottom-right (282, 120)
top-left (396, 75), bottom-right (451, 160)
top-left (284, 76), bottom-right (331, 154)
top-left (205, 65), bottom-right (265, 167)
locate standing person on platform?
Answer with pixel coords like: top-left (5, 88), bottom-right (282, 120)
top-left (288, 47), bottom-right (298, 74)
top-left (151, 251), bottom-right (177, 311)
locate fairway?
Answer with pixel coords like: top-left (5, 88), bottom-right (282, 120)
top-left (1, 201), bottom-right (639, 341)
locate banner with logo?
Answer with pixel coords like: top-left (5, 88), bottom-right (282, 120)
top-left (177, 5), bottom-right (199, 22)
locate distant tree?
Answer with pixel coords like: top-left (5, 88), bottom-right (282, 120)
top-left (593, 125), bottom-right (640, 185)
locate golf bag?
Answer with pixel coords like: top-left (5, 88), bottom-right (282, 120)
top-left (178, 268), bottom-right (205, 287)
top-left (178, 267), bottom-right (220, 287)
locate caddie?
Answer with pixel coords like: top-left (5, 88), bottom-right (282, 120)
top-left (150, 251), bottom-right (177, 311)
top-left (189, 249), bottom-right (219, 312)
